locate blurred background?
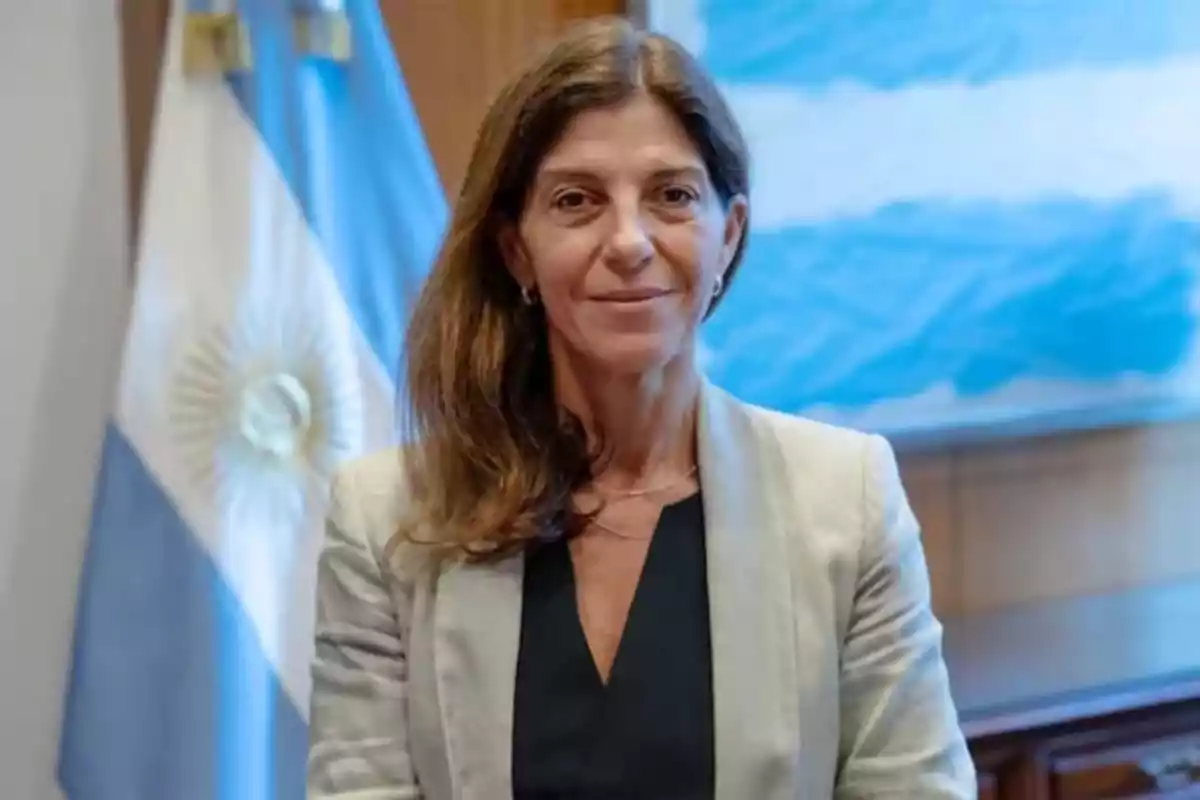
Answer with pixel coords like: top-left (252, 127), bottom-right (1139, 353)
top-left (2, 1), bottom-right (1198, 798)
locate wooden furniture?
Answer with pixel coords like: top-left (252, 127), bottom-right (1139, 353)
top-left (944, 578), bottom-right (1200, 798)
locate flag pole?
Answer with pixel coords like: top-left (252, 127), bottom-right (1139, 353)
top-left (182, 0), bottom-right (252, 76)
top-left (293, 0), bottom-right (352, 62)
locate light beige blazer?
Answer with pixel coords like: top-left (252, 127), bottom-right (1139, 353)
top-left (307, 381), bottom-right (976, 799)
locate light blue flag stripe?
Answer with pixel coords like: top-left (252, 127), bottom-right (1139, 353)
top-left (706, 194), bottom-right (1199, 412)
top-left (700, 0), bottom-right (1200, 89)
top-left (228, 0), bottom-right (446, 384)
top-left (58, 426), bottom-right (308, 800)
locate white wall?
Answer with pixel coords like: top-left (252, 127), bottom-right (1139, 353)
top-left (0, 1), bottom-right (129, 797)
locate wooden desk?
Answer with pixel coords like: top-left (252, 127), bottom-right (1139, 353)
top-left (944, 579), bottom-right (1200, 798)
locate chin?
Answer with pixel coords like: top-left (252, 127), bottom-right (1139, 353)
top-left (583, 335), bottom-right (685, 376)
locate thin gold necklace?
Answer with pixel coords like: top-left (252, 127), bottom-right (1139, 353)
top-left (590, 517), bottom-right (656, 541)
top-left (585, 467), bottom-right (699, 541)
top-left (591, 464), bottom-right (698, 499)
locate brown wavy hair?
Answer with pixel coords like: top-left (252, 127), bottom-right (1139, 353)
top-left (395, 16), bottom-right (750, 560)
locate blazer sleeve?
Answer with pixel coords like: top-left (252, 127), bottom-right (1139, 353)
top-left (307, 466), bottom-right (422, 799)
top-left (835, 435), bottom-right (976, 799)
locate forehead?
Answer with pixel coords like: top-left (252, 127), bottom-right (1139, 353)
top-left (536, 92), bottom-right (706, 176)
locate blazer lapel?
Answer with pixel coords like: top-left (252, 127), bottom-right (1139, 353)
top-left (429, 381), bottom-right (801, 800)
top-left (698, 381), bottom-right (802, 799)
top-left (434, 552), bottom-right (524, 799)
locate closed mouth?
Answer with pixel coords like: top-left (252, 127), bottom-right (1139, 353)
top-left (593, 288), bottom-right (671, 303)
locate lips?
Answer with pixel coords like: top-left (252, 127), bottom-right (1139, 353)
top-left (593, 287), bottom-right (671, 303)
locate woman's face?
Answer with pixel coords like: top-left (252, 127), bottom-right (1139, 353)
top-left (505, 92), bottom-right (747, 377)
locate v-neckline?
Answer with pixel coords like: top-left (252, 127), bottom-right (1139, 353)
top-left (566, 493), bottom-right (697, 690)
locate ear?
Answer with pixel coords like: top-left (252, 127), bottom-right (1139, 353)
top-left (718, 194), bottom-right (749, 274)
top-left (498, 223), bottom-right (534, 291)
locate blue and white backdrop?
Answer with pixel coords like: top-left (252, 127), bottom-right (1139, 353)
top-left (648, 0), bottom-right (1200, 445)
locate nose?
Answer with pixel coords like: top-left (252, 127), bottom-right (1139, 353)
top-left (603, 197), bottom-right (654, 273)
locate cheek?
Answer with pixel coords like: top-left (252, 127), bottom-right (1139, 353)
top-left (523, 230), bottom-right (597, 334)
top-left (659, 218), bottom-right (725, 298)
top-left (524, 227), bottom-right (592, 291)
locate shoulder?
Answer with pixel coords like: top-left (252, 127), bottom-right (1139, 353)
top-left (730, 397), bottom-right (910, 573)
top-left (700, 381), bottom-right (899, 517)
top-left (327, 447), bottom-right (411, 555)
top-left (738, 400), bottom-right (889, 495)
top-left (744, 402), bottom-right (875, 455)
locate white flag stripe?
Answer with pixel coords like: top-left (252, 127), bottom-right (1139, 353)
top-left (730, 57), bottom-right (1200, 230)
top-left (116, 12), bottom-right (396, 719)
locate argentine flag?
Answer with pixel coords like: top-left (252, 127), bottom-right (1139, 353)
top-left (654, 0), bottom-right (1200, 445)
top-left (57, 1), bottom-right (445, 797)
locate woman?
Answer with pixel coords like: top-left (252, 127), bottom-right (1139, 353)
top-left (307, 16), bottom-right (974, 800)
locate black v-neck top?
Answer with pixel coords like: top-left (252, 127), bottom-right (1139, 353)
top-left (512, 492), bottom-right (714, 800)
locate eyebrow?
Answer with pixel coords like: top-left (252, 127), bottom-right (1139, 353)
top-left (535, 163), bottom-right (709, 187)
top-left (535, 167), bottom-right (604, 187)
top-left (648, 165), bottom-right (708, 184)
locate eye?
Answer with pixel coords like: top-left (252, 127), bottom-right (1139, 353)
top-left (658, 185), bottom-right (700, 207)
top-left (552, 189), bottom-right (594, 211)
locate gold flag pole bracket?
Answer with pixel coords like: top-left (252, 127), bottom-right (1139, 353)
top-left (294, 9), bottom-right (353, 63)
top-left (183, 12), bottom-right (253, 76)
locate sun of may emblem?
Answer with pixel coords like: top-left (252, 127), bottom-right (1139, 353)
top-left (167, 293), bottom-right (364, 525)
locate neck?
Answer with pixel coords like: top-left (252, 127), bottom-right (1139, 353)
top-left (551, 341), bottom-right (700, 484)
